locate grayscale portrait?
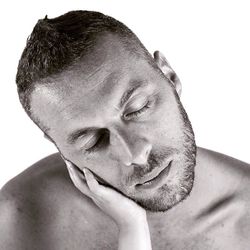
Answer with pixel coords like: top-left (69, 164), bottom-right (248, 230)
top-left (1, 2), bottom-right (250, 250)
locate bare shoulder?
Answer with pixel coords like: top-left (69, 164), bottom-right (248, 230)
top-left (0, 153), bottom-right (117, 250)
top-left (0, 153), bottom-right (69, 249)
top-left (193, 148), bottom-right (250, 247)
top-left (198, 147), bottom-right (250, 194)
top-left (198, 147), bottom-right (250, 176)
top-left (0, 153), bottom-right (72, 211)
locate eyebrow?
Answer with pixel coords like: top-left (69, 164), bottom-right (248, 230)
top-left (67, 81), bottom-right (147, 145)
top-left (67, 127), bottom-right (95, 145)
top-left (119, 81), bottom-right (146, 109)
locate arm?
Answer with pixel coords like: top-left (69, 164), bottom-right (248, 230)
top-left (65, 161), bottom-right (152, 250)
top-left (118, 216), bottom-right (151, 250)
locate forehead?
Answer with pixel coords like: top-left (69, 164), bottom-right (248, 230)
top-left (30, 34), bottom-right (160, 135)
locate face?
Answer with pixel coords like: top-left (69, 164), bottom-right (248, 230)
top-left (31, 34), bottom-right (196, 212)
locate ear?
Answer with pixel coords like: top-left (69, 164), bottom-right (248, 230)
top-left (44, 133), bottom-right (53, 143)
top-left (153, 51), bottom-right (182, 96)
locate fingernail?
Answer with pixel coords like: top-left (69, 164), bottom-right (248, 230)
top-left (66, 162), bottom-right (72, 170)
top-left (83, 168), bottom-right (93, 179)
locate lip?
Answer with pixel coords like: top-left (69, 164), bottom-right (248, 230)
top-left (136, 160), bottom-right (172, 190)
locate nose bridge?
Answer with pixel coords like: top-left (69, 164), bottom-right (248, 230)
top-left (109, 123), bottom-right (152, 166)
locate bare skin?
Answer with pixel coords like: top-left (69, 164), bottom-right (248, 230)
top-left (65, 159), bottom-right (152, 250)
top-left (1, 34), bottom-right (250, 249)
top-left (1, 147), bottom-right (250, 250)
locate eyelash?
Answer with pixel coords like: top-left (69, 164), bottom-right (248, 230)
top-left (123, 100), bottom-right (153, 120)
top-left (85, 130), bottom-right (109, 153)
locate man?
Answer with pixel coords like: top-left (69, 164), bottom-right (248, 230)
top-left (0, 10), bottom-right (250, 249)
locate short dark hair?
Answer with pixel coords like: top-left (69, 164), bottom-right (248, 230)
top-left (16, 10), bottom-right (152, 132)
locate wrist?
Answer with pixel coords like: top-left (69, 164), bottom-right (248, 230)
top-left (118, 215), bottom-right (152, 250)
top-left (118, 212), bottom-right (148, 232)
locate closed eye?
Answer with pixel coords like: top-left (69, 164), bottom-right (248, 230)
top-left (85, 129), bottom-right (109, 153)
top-left (123, 100), bottom-right (152, 120)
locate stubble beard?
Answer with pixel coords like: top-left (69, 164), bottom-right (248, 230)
top-left (125, 97), bottom-right (197, 212)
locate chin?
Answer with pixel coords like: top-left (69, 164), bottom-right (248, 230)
top-left (136, 178), bottom-right (194, 212)
top-left (134, 179), bottom-right (194, 212)
top-left (131, 158), bottom-right (196, 212)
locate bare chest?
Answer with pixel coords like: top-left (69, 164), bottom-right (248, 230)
top-left (48, 203), bottom-right (249, 250)
top-left (39, 188), bottom-right (250, 250)
top-left (149, 200), bottom-right (249, 250)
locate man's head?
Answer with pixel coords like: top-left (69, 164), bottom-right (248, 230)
top-left (16, 11), bottom-right (196, 212)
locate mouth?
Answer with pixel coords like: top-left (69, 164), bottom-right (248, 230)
top-left (135, 160), bottom-right (173, 190)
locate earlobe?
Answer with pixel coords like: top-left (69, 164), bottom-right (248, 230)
top-left (153, 50), bottom-right (182, 97)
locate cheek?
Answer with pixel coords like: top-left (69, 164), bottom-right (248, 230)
top-left (152, 97), bottom-right (183, 133)
top-left (149, 103), bottom-right (185, 151)
top-left (72, 152), bottom-right (123, 187)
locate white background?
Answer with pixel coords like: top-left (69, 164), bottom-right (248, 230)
top-left (0, 0), bottom-right (249, 188)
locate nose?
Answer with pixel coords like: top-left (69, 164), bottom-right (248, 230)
top-left (109, 126), bottom-right (152, 166)
top-left (131, 140), bottom-right (152, 166)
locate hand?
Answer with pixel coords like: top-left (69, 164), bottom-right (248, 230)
top-left (64, 159), bottom-right (147, 228)
top-left (64, 159), bottom-right (152, 250)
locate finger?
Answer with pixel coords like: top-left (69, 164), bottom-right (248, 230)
top-left (83, 168), bottom-right (126, 201)
top-left (65, 160), bottom-right (86, 181)
top-left (83, 168), bottom-right (100, 194)
top-left (64, 160), bottom-right (92, 197)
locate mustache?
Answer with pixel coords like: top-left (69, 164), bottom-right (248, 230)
top-left (126, 148), bottom-right (176, 184)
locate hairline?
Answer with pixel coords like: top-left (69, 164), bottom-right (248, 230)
top-left (22, 31), bottom-right (159, 136)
